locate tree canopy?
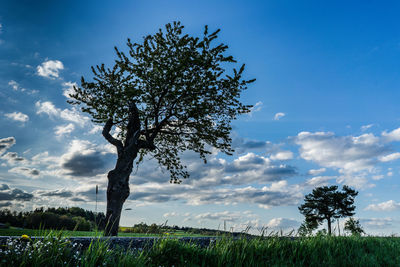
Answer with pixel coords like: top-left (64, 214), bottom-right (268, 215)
top-left (298, 185), bottom-right (358, 235)
top-left (69, 21), bottom-right (255, 183)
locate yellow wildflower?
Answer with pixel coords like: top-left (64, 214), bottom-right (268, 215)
top-left (21, 234), bottom-right (31, 240)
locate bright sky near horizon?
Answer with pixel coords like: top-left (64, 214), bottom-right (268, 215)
top-left (1, 0), bottom-right (400, 235)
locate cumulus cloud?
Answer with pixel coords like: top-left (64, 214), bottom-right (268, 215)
top-left (231, 134), bottom-right (268, 153)
top-left (307, 168), bottom-right (326, 176)
top-left (379, 152), bottom-right (400, 162)
top-left (295, 131), bottom-right (387, 174)
top-left (1, 152), bottom-right (25, 165)
top-left (382, 128), bottom-right (400, 142)
top-left (60, 139), bottom-right (114, 177)
top-left (305, 176), bottom-right (335, 187)
top-left (274, 112), bottom-right (285, 121)
top-left (9, 167), bottom-right (40, 177)
top-left (365, 200), bottom-right (400, 211)
top-left (8, 80), bottom-right (25, 92)
top-left (360, 218), bottom-right (393, 229)
top-left (0, 184), bottom-right (33, 201)
top-left (0, 137), bottom-right (16, 155)
top-left (54, 123), bottom-right (75, 137)
top-left (266, 218), bottom-right (300, 230)
top-left (36, 101), bottom-right (90, 127)
top-left (36, 189), bottom-right (73, 198)
top-left (36, 60), bottom-right (64, 79)
top-left (218, 153), bottom-right (297, 185)
top-left (129, 180), bottom-right (302, 209)
top-left (62, 82), bottom-right (77, 99)
top-left (5, 112), bottom-right (29, 123)
top-left (193, 211), bottom-right (246, 223)
top-left (270, 151), bottom-right (293, 161)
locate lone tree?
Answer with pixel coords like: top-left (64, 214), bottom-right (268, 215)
top-left (298, 185), bottom-right (358, 235)
top-left (69, 22), bottom-right (255, 236)
top-left (344, 217), bottom-right (364, 236)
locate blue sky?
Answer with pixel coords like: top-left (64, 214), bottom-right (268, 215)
top-left (1, 0), bottom-right (400, 235)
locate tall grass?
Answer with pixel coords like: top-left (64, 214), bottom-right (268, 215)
top-left (1, 232), bottom-right (400, 266)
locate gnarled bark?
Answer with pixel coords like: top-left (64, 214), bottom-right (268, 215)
top-left (102, 102), bottom-right (155, 236)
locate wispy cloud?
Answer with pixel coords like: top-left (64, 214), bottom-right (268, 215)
top-left (274, 112), bottom-right (285, 121)
top-left (249, 101), bottom-right (263, 116)
top-left (5, 112), bottom-right (29, 123)
top-left (361, 124), bottom-right (374, 131)
top-left (365, 200), bottom-right (400, 211)
top-left (0, 137), bottom-right (16, 156)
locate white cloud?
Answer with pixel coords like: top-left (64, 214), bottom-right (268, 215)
top-left (62, 82), bottom-right (77, 99)
top-left (8, 167), bottom-right (40, 177)
top-left (274, 112), bottom-right (285, 121)
top-left (382, 127), bottom-right (400, 142)
top-left (249, 101), bottom-right (263, 116)
top-left (0, 137), bottom-right (16, 156)
top-left (36, 101), bottom-right (90, 127)
top-left (307, 168), bottom-right (326, 176)
top-left (1, 152), bottom-right (25, 165)
top-left (295, 131), bottom-right (386, 174)
top-left (163, 212), bottom-right (178, 218)
top-left (35, 101), bottom-right (59, 116)
top-left (8, 80), bottom-right (25, 91)
top-left (365, 200), bottom-right (400, 211)
top-left (36, 60), bottom-right (64, 79)
top-left (266, 218), bottom-right (300, 230)
top-left (361, 124), bottom-right (374, 131)
top-left (193, 211), bottom-right (246, 223)
top-left (305, 176), bottom-right (334, 187)
top-left (379, 152), bottom-right (400, 162)
top-left (360, 217), bottom-right (393, 229)
top-left (54, 123), bottom-right (75, 137)
top-left (5, 112), bottom-right (29, 123)
top-left (270, 151), bottom-right (293, 161)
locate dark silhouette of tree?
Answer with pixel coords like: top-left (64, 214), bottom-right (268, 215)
top-left (344, 217), bottom-right (364, 236)
top-left (68, 21), bottom-right (255, 236)
top-left (297, 219), bottom-right (318, 237)
top-left (298, 185), bottom-right (358, 235)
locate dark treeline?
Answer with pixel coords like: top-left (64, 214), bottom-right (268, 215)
top-left (121, 222), bottom-right (249, 237)
top-left (0, 207), bottom-right (106, 231)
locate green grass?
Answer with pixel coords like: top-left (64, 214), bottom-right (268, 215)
top-left (1, 232), bottom-right (400, 266)
top-left (0, 227), bottom-right (211, 237)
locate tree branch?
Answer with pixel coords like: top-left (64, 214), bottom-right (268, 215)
top-left (102, 119), bottom-right (123, 150)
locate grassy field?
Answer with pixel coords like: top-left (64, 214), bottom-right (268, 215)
top-left (0, 227), bottom-right (210, 237)
top-left (1, 232), bottom-right (400, 266)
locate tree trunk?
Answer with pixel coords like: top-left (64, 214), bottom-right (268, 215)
top-left (327, 217), bottom-right (332, 236)
top-left (104, 155), bottom-right (134, 236)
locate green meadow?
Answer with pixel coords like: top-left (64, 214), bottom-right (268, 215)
top-left (1, 232), bottom-right (400, 266)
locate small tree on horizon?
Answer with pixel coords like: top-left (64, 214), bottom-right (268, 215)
top-left (344, 217), bottom-right (365, 236)
top-left (69, 21), bottom-right (255, 236)
top-left (298, 185), bottom-right (358, 235)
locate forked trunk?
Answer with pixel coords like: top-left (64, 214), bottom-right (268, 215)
top-left (104, 157), bottom-right (133, 236)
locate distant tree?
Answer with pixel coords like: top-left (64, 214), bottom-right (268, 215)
top-left (69, 21), bottom-right (255, 236)
top-left (298, 185), bottom-right (358, 235)
top-left (344, 217), bottom-right (364, 236)
top-left (297, 219), bottom-right (318, 237)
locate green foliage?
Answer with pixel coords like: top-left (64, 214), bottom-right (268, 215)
top-left (298, 185), bottom-right (358, 235)
top-left (69, 21), bottom-right (254, 182)
top-left (297, 219), bottom-right (318, 237)
top-left (2, 233), bottom-right (400, 266)
top-left (344, 217), bottom-right (365, 236)
top-left (0, 207), bottom-right (106, 231)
